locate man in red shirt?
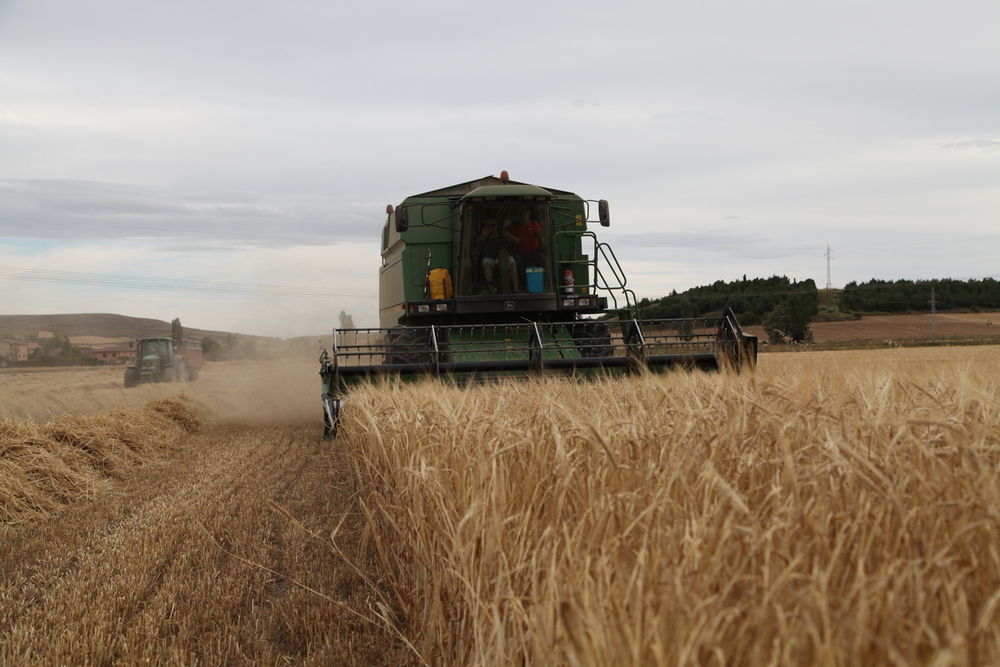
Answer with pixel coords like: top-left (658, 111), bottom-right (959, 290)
top-left (507, 210), bottom-right (547, 292)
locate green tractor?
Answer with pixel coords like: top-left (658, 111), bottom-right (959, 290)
top-left (123, 337), bottom-right (203, 387)
top-left (320, 172), bottom-right (757, 437)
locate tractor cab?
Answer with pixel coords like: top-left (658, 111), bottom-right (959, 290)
top-left (142, 339), bottom-right (170, 358)
top-left (139, 338), bottom-right (172, 379)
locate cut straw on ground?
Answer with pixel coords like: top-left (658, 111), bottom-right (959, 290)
top-left (0, 397), bottom-right (200, 524)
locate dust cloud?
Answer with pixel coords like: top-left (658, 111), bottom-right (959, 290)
top-left (0, 361), bottom-right (324, 427)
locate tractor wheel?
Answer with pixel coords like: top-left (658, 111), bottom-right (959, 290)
top-left (187, 368), bottom-right (199, 382)
top-left (123, 367), bottom-right (139, 388)
top-left (569, 322), bottom-right (614, 358)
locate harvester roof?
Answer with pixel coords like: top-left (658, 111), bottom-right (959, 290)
top-left (464, 183), bottom-right (552, 199)
top-left (407, 174), bottom-right (577, 200)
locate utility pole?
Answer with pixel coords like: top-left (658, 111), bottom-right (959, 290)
top-left (825, 245), bottom-right (834, 309)
top-left (930, 287), bottom-right (937, 338)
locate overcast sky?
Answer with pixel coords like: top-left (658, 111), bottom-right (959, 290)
top-left (1, 0), bottom-right (997, 338)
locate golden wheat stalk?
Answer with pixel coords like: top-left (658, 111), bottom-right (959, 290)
top-left (341, 347), bottom-right (1000, 665)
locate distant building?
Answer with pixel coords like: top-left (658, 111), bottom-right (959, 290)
top-left (86, 344), bottom-right (135, 365)
top-left (67, 336), bottom-right (136, 365)
top-left (68, 335), bottom-right (133, 347)
top-left (0, 339), bottom-right (30, 362)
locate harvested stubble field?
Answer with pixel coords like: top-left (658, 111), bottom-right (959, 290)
top-left (2, 348), bottom-right (999, 665)
top-left (1, 362), bottom-right (408, 665)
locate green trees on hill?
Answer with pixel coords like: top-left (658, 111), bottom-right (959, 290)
top-left (201, 337), bottom-right (220, 360)
top-left (637, 276), bottom-right (818, 344)
top-left (635, 275), bottom-right (998, 346)
top-left (29, 335), bottom-right (98, 366)
top-left (841, 278), bottom-right (1000, 312)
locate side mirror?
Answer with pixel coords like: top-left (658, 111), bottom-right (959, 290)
top-left (598, 200), bottom-right (610, 227)
top-left (394, 205), bottom-right (409, 233)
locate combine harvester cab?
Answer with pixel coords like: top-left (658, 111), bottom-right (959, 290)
top-left (320, 172), bottom-right (757, 438)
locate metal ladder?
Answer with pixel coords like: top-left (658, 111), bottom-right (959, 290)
top-left (554, 229), bottom-right (640, 318)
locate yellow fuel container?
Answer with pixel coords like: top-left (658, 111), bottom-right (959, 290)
top-left (428, 268), bottom-right (454, 299)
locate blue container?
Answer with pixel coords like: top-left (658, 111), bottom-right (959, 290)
top-left (525, 267), bottom-right (545, 293)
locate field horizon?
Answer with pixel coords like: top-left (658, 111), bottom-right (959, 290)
top-left (2, 309), bottom-right (998, 348)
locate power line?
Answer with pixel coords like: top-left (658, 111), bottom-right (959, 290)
top-left (0, 266), bottom-right (378, 300)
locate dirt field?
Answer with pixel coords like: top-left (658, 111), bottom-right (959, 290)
top-left (744, 311), bottom-right (999, 343)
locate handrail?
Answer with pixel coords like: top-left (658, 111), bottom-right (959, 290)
top-left (332, 320), bottom-right (723, 364)
top-left (430, 324), bottom-right (440, 376)
top-left (593, 240), bottom-right (639, 316)
top-left (529, 321), bottom-right (544, 375)
top-left (626, 318), bottom-right (646, 365)
top-left (331, 327), bottom-right (340, 370)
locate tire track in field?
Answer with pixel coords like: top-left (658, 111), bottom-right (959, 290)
top-left (0, 422), bottom-right (405, 666)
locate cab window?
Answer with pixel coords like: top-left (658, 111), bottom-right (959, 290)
top-left (456, 200), bottom-right (552, 296)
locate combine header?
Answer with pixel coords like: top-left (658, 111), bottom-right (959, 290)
top-left (320, 173), bottom-right (757, 437)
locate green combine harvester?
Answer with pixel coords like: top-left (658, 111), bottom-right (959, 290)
top-left (320, 172), bottom-right (757, 437)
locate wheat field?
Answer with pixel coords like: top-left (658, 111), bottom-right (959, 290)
top-left (2, 349), bottom-right (999, 665)
top-left (341, 347), bottom-right (1000, 666)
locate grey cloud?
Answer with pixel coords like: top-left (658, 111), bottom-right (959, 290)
top-left (942, 139), bottom-right (1000, 152)
top-left (44, 196), bottom-right (192, 217)
top-left (153, 243), bottom-right (253, 254)
top-left (654, 110), bottom-right (722, 122)
top-left (195, 204), bottom-right (286, 218)
top-left (604, 230), bottom-right (814, 261)
top-left (0, 179), bottom-right (375, 247)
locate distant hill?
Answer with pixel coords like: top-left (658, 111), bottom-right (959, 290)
top-left (0, 313), bottom-right (253, 343)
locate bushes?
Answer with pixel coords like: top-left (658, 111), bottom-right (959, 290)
top-left (762, 303), bottom-right (813, 344)
top-left (841, 277), bottom-right (1000, 312)
top-left (639, 275), bottom-right (817, 343)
